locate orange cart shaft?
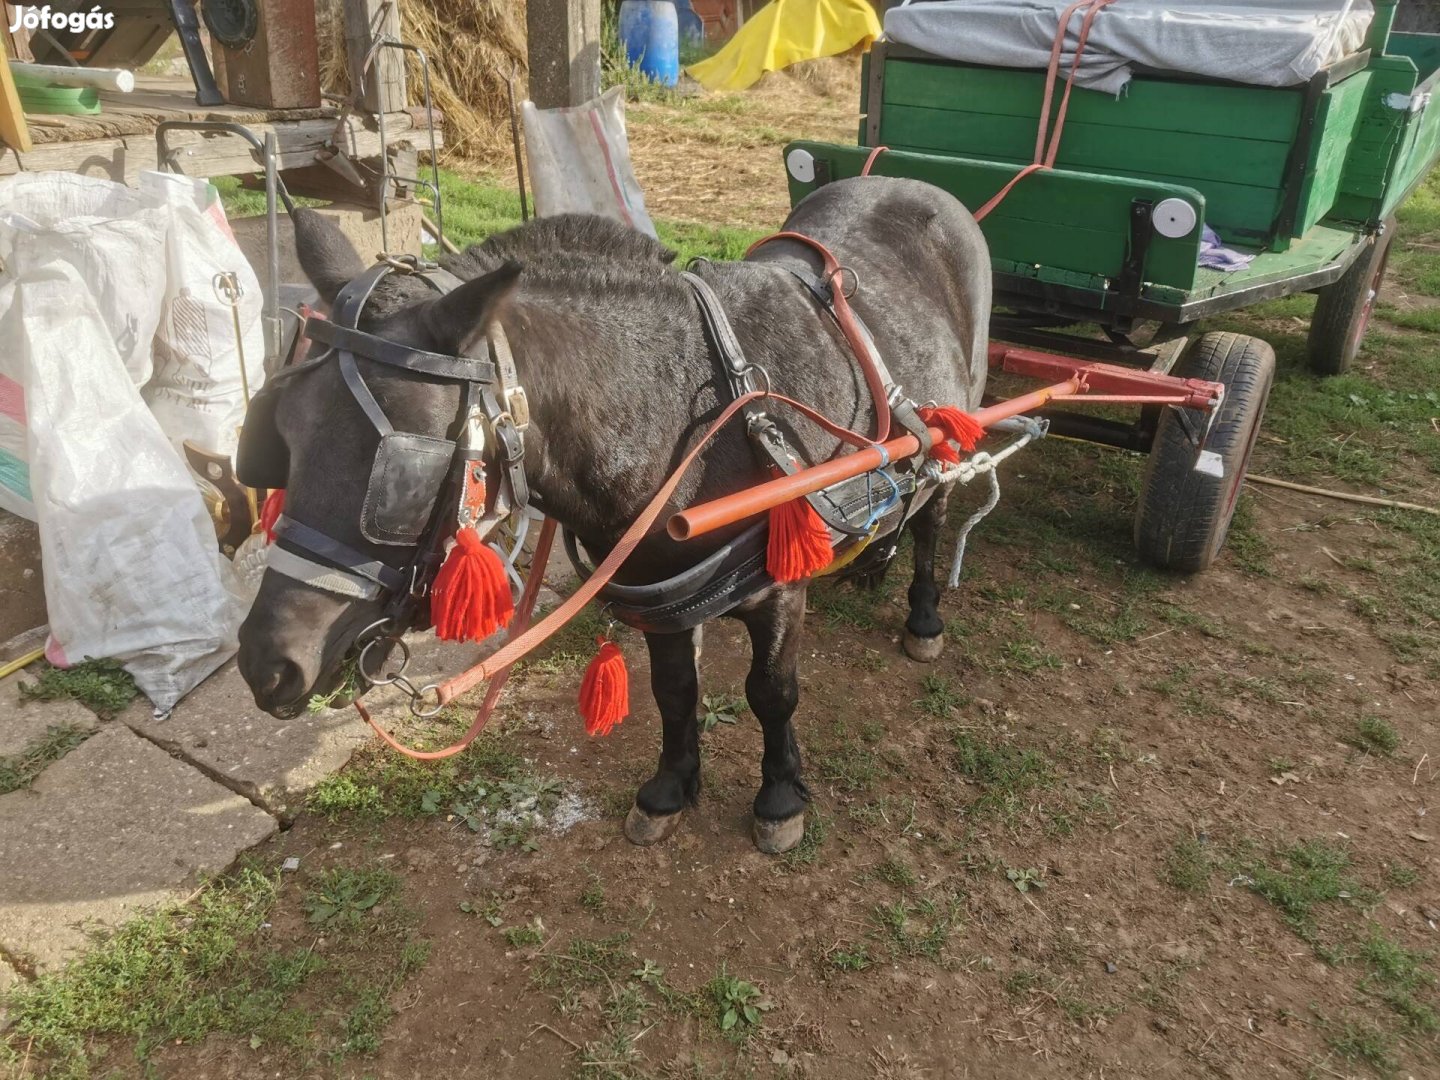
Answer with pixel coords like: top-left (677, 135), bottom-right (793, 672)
top-left (667, 377), bottom-right (1081, 542)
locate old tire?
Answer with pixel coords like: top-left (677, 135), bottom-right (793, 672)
top-left (1308, 217), bottom-right (1396, 376)
top-left (1134, 332), bottom-right (1275, 573)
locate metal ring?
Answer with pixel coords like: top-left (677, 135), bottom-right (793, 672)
top-left (409, 683), bottom-right (446, 718)
top-left (741, 363), bottom-right (772, 397)
top-left (358, 631), bottom-right (410, 685)
top-left (831, 265), bottom-right (860, 299)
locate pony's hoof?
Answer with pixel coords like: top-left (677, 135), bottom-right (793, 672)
top-left (624, 803), bottom-right (685, 846)
top-left (903, 629), bottom-right (945, 663)
top-left (752, 813), bottom-right (806, 854)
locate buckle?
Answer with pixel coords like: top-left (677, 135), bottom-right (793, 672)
top-left (506, 386), bottom-right (531, 432)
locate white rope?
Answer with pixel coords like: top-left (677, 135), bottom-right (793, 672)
top-left (947, 465), bottom-right (1001, 588)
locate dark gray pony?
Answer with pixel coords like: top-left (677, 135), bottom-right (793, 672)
top-left (238, 176), bottom-right (990, 853)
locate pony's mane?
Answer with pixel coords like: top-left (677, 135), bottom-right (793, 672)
top-left (362, 213), bottom-right (679, 324)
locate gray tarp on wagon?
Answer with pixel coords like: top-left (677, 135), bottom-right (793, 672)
top-left (884, 0), bottom-right (1375, 95)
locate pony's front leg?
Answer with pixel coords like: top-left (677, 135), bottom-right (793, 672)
top-left (624, 627), bottom-right (702, 846)
top-left (738, 584), bottom-right (810, 854)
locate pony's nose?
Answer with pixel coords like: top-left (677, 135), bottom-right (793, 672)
top-left (239, 651), bottom-right (308, 714)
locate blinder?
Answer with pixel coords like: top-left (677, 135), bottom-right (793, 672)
top-left (235, 379), bottom-right (288, 490)
top-left (362, 432), bottom-right (456, 545)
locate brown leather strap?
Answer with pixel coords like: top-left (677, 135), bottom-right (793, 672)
top-left (745, 230), bottom-right (893, 443)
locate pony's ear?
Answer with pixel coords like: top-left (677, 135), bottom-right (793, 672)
top-left (292, 208), bottom-right (368, 305)
top-left (427, 260), bottom-right (523, 354)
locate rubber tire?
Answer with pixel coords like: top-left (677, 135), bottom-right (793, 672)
top-left (1134, 332), bottom-right (1275, 573)
top-left (1307, 217), bottom-right (1396, 376)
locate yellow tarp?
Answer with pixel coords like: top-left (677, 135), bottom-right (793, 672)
top-left (686, 0), bottom-right (882, 92)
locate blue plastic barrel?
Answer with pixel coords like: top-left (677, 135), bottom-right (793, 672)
top-left (673, 0), bottom-right (705, 48)
top-left (618, 1), bottom-right (681, 87)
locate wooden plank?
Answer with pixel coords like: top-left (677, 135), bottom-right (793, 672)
top-left (344, 0), bottom-right (407, 113)
top-left (0, 55), bottom-right (31, 153)
top-left (878, 103), bottom-right (1293, 190)
top-left (0, 136), bottom-right (131, 182)
top-left (1190, 221), bottom-right (1358, 298)
top-left (878, 104), bottom-right (1284, 238)
top-left (882, 59), bottom-right (1304, 144)
top-left (786, 141), bottom-right (1202, 291)
top-left (0, 111), bottom-right (444, 182)
top-left (1294, 72), bottom-right (1372, 236)
top-left (1383, 91), bottom-right (1440, 218)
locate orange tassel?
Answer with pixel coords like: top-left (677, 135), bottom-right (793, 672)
top-left (259, 489), bottom-right (285, 542)
top-left (430, 527), bottom-right (514, 642)
top-left (767, 496), bottom-right (833, 583)
top-left (918, 405), bottom-right (985, 458)
top-left (579, 638), bottom-right (629, 736)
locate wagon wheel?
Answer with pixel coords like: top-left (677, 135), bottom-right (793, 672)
top-left (1307, 216), bottom-right (1397, 376)
top-left (1134, 332), bottom-right (1275, 573)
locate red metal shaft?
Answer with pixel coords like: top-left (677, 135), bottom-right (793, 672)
top-left (667, 377), bottom-right (1081, 542)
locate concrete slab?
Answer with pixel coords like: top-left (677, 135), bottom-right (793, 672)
top-left (0, 690), bottom-right (100, 760)
top-left (123, 660), bottom-right (369, 820)
top-left (0, 725), bottom-right (275, 973)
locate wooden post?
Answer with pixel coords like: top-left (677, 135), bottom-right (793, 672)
top-left (0, 58), bottom-right (31, 153)
top-left (527, 0), bottom-right (601, 109)
top-left (344, 0), bottom-right (407, 114)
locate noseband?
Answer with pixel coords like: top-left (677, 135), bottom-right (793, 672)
top-left (236, 257), bottom-right (531, 637)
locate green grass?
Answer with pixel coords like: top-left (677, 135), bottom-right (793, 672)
top-left (870, 896), bottom-right (959, 961)
top-left (915, 674), bottom-right (968, 718)
top-left (780, 809), bottom-right (830, 870)
top-left (433, 170), bottom-right (766, 268)
top-left (303, 867), bottom-right (400, 929)
top-left (1324, 1017), bottom-right (1400, 1074)
top-left (1161, 836), bottom-right (1211, 893)
top-left (826, 942), bottom-right (873, 972)
top-left (305, 730), bottom-right (527, 821)
top-left (875, 855), bottom-right (917, 888)
top-left (951, 730), bottom-right (1052, 817)
top-left (1358, 926), bottom-right (1439, 1032)
top-left (1236, 838), bottom-right (1367, 942)
top-left (1, 861), bottom-right (428, 1077)
top-left (18, 659), bottom-right (137, 718)
top-left (0, 724), bottom-right (92, 795)
top-left (1348, 715), bottom-right (1401, 757)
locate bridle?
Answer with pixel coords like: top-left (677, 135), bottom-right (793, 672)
top-left (235, 256), bottom-right (533, 674)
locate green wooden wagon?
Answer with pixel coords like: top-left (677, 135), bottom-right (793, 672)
top-left (782, 0), bottom-right (1440, 571)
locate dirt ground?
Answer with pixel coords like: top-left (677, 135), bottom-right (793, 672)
top-left (7, 57), bottom-right (1440, 1080)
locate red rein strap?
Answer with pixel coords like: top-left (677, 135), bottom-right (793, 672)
top-left (865, 0), bottom-right (1114, 224)
top-left (744, 231), bottom-right (892, 443)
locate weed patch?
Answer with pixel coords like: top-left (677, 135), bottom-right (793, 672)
top-left (18, 659), bottom-right (136, 717)
top-left (0, 724), bottom-right (91, 794)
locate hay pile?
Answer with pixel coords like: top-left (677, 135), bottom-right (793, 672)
top-left (317, 0), bottom-right (528, 165)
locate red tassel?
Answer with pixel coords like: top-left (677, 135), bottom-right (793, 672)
top-left (259, 489), bottom-right (285, 542)
top-left (919, 405), bottom-right (985, 457)
top-left (579, 638), bottom-right (629, 736)
top-left (767, 497), bottom-right (833, 583)
top-left (430, 527), bottom-right (514, 642)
